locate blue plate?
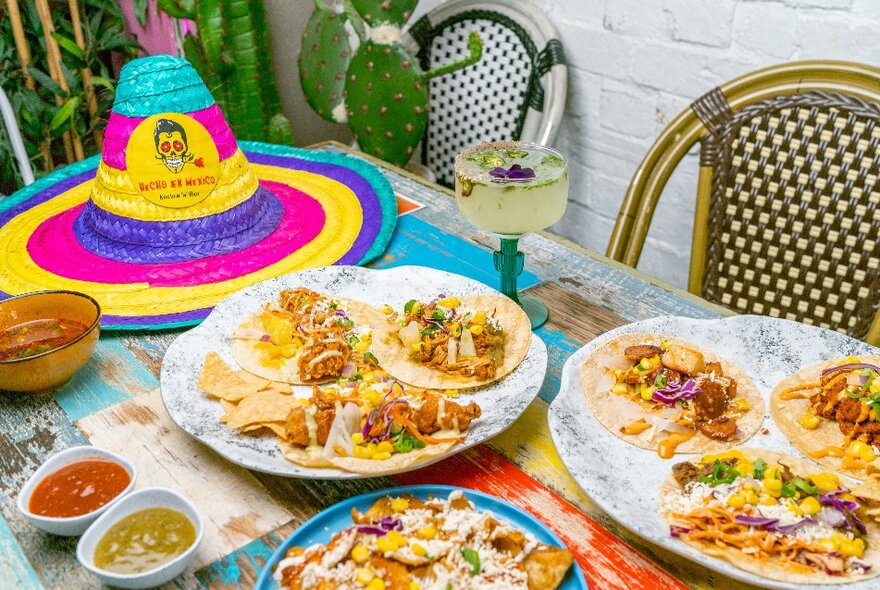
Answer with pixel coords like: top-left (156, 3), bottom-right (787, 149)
top-left (255, 484), bottom-right (588, 589)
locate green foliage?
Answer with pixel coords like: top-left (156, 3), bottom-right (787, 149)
top-left (0, 0), bottom-right (141, 195)
top-left (350, 0), bottom-right (418, 27)
top-left (156, 0), bottom-right (294, 144)
top-left (299, 7), bottom-right (353, 122)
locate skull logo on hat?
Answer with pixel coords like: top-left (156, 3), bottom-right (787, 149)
top-left (153, 118), bottom-right (194, 173)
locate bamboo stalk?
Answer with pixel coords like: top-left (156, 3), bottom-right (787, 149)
top-left (6, 0), bottom-right (35, 90)
top-left (68, 0), bottom-right (102, 148)
top-left (34, 0), bottom-right (84, 162)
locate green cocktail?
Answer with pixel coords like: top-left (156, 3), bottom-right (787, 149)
top-left (454, 141), bottom-right (569, 329)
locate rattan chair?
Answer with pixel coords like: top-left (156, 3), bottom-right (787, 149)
top-left (403, 0), bottom-right (567, 187)
top-left (607, 61), bottom-right (880, 343)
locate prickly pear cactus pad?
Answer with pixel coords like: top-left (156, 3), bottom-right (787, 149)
top-left (346, 40), bottom-right (428, 165)
top-left (351, 0), bottom-right (418, 26)
top-left (299, 7), bottom-right (353, 122)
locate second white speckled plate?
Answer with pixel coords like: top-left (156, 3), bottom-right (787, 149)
top-left (549, 315), bottom-right (879, 590)
top-left (161, 265), bottom-right (547, 480)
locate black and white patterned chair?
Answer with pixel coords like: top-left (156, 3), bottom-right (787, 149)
top-left (404, 0), bottom-right (567, 187)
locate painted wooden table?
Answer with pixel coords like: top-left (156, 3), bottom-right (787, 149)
top-left (0, 142), bottom-right (760, 590)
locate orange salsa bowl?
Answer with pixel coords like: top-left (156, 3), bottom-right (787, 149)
top-left (0, 290), bottom-right (101, 393)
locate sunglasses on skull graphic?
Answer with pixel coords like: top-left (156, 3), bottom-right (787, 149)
top-left (153, 118), bottom-right (197, 173)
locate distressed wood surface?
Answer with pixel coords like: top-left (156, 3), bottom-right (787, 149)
top-left (0, 144), bottom-right (766, 590)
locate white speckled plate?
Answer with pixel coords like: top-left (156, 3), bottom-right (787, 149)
top-left (161, 265), bottom-right (547, 479)
top-left (549, 315), bottom-right (880, 589)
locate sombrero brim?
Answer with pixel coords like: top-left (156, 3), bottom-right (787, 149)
top-left (0, 142), bottom-right (397, 330)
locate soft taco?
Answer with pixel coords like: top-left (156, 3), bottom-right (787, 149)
top-left (661, 448), bottom-right (880, 583)
top-left (371, 294), bottom-right (530, 389)
top-left (771, 355), bottom-right (880, 478)
top-left (580, 333), bottom-right (764, 457)
top-left (278, 375), bottom-right (480, 475)
top-left (230, 287), bottom-right (385, 384)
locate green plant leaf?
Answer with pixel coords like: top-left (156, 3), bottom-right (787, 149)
top-left (50, 97), bottom-right (80, 131)
top-left (89, 75), bottom-right (115, 91)
top-left (50, 32), bottom-right (85, 61)
top-left (133, 0), bottom-right (149, 26)
top-left (27, 67), bottom-right (66, 98)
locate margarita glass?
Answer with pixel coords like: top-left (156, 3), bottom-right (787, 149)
top-left (454, 141), bottom-right (569, 329)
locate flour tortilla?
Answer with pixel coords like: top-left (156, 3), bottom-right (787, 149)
top-left (660, 448), bottom-right (880, 584)
top-left (580, 333), bottom-right (764, 454)
top-left (772, 355), bottom-right (880, 480)
top-left (372, 295), bottom-right (531, 389)
top-left (278, 438), bottom-right (458, 474)
top-left (232, 298), bottom-right (386, 384)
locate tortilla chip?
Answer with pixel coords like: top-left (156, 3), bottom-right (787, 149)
top-left (264, 381), bottom-right (292, 394)
top-left (660, 448), bottom-right (880, 584)
top-left (198, 352), bottom-right (269, 401)
top-left (524, 546), bottom-right (574, 590)
top-left (241, 421), bottom-right (287, 438)
top-left (218, 399), bottom-right (237, 424)
top-left (579, 333), bottom-right (764, 455)
top-left (771, 355), bottom-right (880, 479)
top-left (232, 299), bottom-right (387, 384)
top-left (371, 295), bottom-right (531, 389)
top-left (225, 390), bottom-right (298, 429)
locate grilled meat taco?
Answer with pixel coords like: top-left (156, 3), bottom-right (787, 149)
top-left (661, 448), bottom-right (880, 583)
top-left (371, 294), bottom-right (530, 389)
top-left (771, 356), bottom-right (880, 478)
top-left (278, 377), bottom-right (481, 475)
top-left (580, 333), bottom-right (764, 458)
top-left (274, 489), bottom-right (574, 590)
top-left (230, 287), bottom-right (385, 384)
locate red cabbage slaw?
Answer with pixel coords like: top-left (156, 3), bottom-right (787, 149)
top-left (652, 378), bottom-right (701, 404)
top-left (361, 381), bottom-right (408, 442)
top-left (356, 516), bottom-right (403, 536)
top-left (821, 363), bottom-right (880, 379)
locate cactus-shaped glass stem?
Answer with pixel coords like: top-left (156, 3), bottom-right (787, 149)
top-left (493, 238), bottom-right (548, 329)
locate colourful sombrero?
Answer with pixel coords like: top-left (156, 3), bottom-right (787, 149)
top-left (0, 55), bottom-right (396, 330)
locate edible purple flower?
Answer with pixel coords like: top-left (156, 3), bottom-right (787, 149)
top-left (489, 164), bottom-right (536, 182)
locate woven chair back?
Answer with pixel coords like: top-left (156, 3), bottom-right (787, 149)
top-left (407, 0), bottom-right (566, 187)
top-left (606, 61), bottom-right (880, 343)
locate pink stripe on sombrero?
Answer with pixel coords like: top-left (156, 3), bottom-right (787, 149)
top-left (100, 104), bottom-right (238, 170)
top-left (27, 181), bottom-right (325, 286)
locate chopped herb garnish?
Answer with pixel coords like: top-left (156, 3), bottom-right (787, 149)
top-left (351, 374), bottom-right (364, 381)
top-left (753, 458), bottom-right (766, 480)
top-left (792, 477), bottom-right (817, 495)
top-left (363, 351), bottom-right (379, 366)
top-left (404, 299), bottom-right (418, 314)
top-left (431, 309), bottom-right (446, 322)
top-left (654, 372), bottom-right (667, 388)
top-left (329, 302), bottom-right (338, 310)
top-left (780, 481), bottom-right (798, 498)
top-left (392, 430), bottom-right (425, 454)
top-left (338, 318), bottom-right (354, 329)
top-left (461, 547), bottom-right (480, 575)
top-left (420, 325), bottom-right (439, 336)
top-left (697, 460), bottom-right (740, 486)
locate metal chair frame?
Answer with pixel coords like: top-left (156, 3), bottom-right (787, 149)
top-left (0, 84), bottom-right (35, 190)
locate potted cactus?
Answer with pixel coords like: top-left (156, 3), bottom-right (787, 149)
top-left (300, 0), bottom-right (482, 166)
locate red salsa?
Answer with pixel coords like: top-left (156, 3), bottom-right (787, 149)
top-left (0, 318), bottom-right (89, 361)
top-left (29, 459), bottom-right (131, 518)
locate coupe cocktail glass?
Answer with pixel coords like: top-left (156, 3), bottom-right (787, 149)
top-left (454, 141), bottom-right (569, 329)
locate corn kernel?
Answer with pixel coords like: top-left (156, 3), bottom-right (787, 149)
top-left (744, 490), bottom-right (760, 505)
top-left (351, 545), bottom-right (370, 564)
top-left (409, 583), bottom-right (421, 590)
top-left (380, 304), bottom-right (393, 315)
top-left (356, 567), bottom-right (375, 584)
top-left (817, 537), bottom-right (839, 552)
top-left (376, 536), bottom-right (396, 553)
top-left (611, 384), bottom-right (629, 396)
top-left (469, 324), bottom-right (484, 336)
top-left (472, 311), bottom-right (486, 325)
top-left (727, 493), bottom-right (746, 508)
top-left (386, 530), bottom-right (406, 547)
top-left (640, 385), bottom-right (656, 401)
top-left (734, 398), bottom-right (750, 411)
top-left (763, 477), bottom-right (782, 492)
top-left (444, 389), bottom-right (460, 397)
top-left (351, 433), bottom-right (365, 445)
top-left (376, 440), bottom-right (394, 454)
top-left (846, 440), bottom-right (876, 462)
top-left (840, 538), bottom-right (866, 558)
top-left (787, 498), bottom-right (803, 516)
top-left (372, 451), bottom-right (392, 461)
top-left (799, 496), bottom-right (821, 515)
top-left (438, 296), bottom-right (460, 308)
top-left (410, 302), bottom-right (420, 315)
top-left (416, 525), bottom-right (437, 540)
top-left (660, 341), bottom-right (672, 350)
top-left (390, 498), bottom-right (410, 512)
top-left (366, 579), bottom-right (386, 590)
top-left (809, 472), bottom-right (840, 493)
top-left (799, 413), bottom-right (821, 429)
top-left (847, 355), bottom-right (862, 364)
top-left (410, 543), bottom-right (427, 556)
top-left (450, 323), bottom-right (462, 338)
top-left (411, 342), bottom-right (421, 352)
top-left (648, 355), bottom-right (661, 368)
top-left (353, 446), bottom-right (371, 459)
top-left (759, 494), bottom-right (777, 506)
top-left (364, 389), bottom-right (382, 406)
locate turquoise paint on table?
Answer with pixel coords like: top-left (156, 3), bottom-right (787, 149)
top-left (196, 531), bottom-right (281, 587)
top-left (535, 326), bottom-right (582, 403)
top-left (54, 337), bottom-right (159, 422)
top-left (371, 215), bottom-right (540, 290)
top-left (0, 516), bottom-right (43, 590)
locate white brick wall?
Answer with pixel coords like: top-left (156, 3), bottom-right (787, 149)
top-left (416, 0), bottom-right (880, 289)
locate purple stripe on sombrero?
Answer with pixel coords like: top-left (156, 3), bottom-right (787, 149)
top-left (72, 187), bottom-right (285, 264)
top-left (74, 186), bottom-right (276, 246)
top-left (102, 307), bottom-right (210, 327)
top-left (0, 169), bottom-right (95, 226)
top-left (245, 152), bottom-right (382, 265)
